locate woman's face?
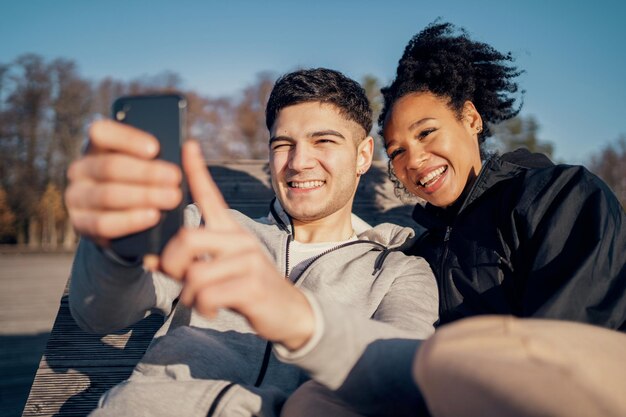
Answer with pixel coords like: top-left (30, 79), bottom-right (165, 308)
top-left (383, 92), bottom-right (483, 208)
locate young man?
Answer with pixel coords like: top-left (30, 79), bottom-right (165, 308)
top-left (65, 68), bottom-right (438, 417)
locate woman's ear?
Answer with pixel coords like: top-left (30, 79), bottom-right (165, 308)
top-left (463, 101), bottom-right (483, 135)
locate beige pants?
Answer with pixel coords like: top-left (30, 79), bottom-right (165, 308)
top-left (415, 316), bottom-right (626, 417)
top-left (283, 316), bottom-right (626, 417)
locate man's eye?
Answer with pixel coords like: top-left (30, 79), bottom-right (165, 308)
top-left (271, 143), bottom-right (290, 150)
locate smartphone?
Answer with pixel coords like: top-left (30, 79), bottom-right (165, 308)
top-left (110, 93), bottom-right (187, 259)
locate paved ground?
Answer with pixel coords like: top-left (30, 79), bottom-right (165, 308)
top-left (0, 252), bottom-right (75, 417)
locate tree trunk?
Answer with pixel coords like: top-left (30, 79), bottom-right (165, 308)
top-left (62, 219), bottom-right (76, 250)
top-left (28, 217), bottom-right (40, 249)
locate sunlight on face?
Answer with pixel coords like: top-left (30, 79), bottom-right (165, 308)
top-left (383, 92), bottom-right (483, 207)
top-left (269, 102), bottom-right (367, 223)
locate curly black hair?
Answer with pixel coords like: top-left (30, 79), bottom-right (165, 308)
top-left (379, 22), bottom-right (524, 200)
top-left (266, 68), bottom-right (372, 138)
top-left (379, 21), bottom-right (523, 143)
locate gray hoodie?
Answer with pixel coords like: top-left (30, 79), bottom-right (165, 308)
top-left (69, 201), bottom-right (438, 417)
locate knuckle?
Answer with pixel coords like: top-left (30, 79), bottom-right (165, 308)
top-left (98, 158), bottom-right (117, 180)
top-left (178, 228), bottom-right (195, 246)
top-left (196, 291), bottom-right (215, 314)
top-left (186, 262), bottom-right (205, 285)
top-left (64, 185), bottom-right (76, 206)
top-left (98, 186), bottom-right (115, 208)
top-left (88, 121), bottom-right (106, 143)
top-left (66, 161), bottom-right (79, 180)
top-left (91, 216), bottom-right (109, 238)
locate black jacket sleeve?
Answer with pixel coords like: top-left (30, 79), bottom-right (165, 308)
top-left (515, 165), bottom-right (626, 330)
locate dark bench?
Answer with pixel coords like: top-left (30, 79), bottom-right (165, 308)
top-left (22, 161), bottom-right (416, 417)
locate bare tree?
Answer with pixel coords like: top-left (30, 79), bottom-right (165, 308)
top-left (5, 54), bottom-right (53, 246)
top-left (93, 77), bottom-right (127, 117)
top-left (233, 72), bottom-right (275, 159)
top-left (489, 115), bottom-right (555, 160)
top-left (49, 59), bottom-right (93, 247)
top-left (0, 186), bottom-right (15, 243)
top-left (589, 135), bottom-right (626, 208)
top-left (37, 183), bottom-right (65, 248)
top-left (361, 74), bottom-right (386, 160)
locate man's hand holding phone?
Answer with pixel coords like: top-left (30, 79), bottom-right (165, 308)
top-left (65, 119), bottom-right (183, 248)
top-left (65, 97), bottom-right (315, 350)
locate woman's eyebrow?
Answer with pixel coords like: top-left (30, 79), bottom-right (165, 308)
top-left (409, 118), bottom-right (436, 131)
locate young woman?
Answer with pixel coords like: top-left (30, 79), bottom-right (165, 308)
top-left (379, 22), bottom-right (626, 330)
top-left (282, 22), bottom-right (626, 417)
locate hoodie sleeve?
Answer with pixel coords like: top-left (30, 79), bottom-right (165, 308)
top-left (68, 239), bottom-right (182, 334)
top-left (68, 204), bottom-right (202, 334)
top-left (275, 255), bottom-right (438, 415)
top-left (372, 254), bottom-right (438, 338)
top-left (275, 292), bottom-right (427, 416)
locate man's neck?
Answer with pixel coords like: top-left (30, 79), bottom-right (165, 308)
top-left (291, 207), bottom-right (355, 243)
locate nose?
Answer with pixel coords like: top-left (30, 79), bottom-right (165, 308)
top-left (406, 144), bottom-right (429, 170)
top-left (288, 143), bottom-right (316, 171)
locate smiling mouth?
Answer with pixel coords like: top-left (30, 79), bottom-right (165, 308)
top-left (418, 166), bottom-right (447, 187)
top-left (288, 180), bottom-right (325, 189)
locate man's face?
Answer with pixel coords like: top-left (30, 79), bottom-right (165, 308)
top-left (269, 102), bottom-right (368, 224)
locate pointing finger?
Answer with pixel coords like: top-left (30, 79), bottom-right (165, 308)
top-left (182, 140), bottom-right (236, 229)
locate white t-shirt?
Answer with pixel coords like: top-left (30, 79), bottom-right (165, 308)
top-left (288, 235), bottom-right (358, 278)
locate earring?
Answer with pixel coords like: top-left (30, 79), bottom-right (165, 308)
top-left (476, 125), bottom-right (483, 133)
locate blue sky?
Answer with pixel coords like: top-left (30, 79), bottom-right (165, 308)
top-left (2, 0), bottom-right (625, 164)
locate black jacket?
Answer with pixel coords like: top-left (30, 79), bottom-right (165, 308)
top-left (408, 149), bottom-right (626, 330)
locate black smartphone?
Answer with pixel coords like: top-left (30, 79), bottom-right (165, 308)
top-left (110, 93), bottom-right (187, 259)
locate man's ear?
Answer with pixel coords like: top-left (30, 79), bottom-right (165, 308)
top-left (356, 136), bottom-right (374, 175)
top-left (463, 101), bottom-right (483, 135)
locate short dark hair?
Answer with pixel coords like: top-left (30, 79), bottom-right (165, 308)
top-left (379, 21), bottom-right (523, 143)
top-left (266, 68), bottom-right (373, 137)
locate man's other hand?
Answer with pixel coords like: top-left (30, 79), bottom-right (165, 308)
top-left (160, 140), bottom-right (315, 351)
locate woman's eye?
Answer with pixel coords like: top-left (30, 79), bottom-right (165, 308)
top-left (419, 128), bottom-right (436, 139)
top-left (388, 148), bottom-right (403, 160)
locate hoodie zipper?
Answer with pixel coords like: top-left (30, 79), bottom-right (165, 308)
top-left (254, 237), bottom-right (386, 388)
top-left (253, 234), bottom-right (292, 388)
top-left (293, 239), bottom-right (387, 284)
top-left (255, 200), bottom-right (391, 387)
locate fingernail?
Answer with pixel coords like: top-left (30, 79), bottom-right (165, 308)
top-left (145, 141), bottom-right (158, 157)
top-left (146, 209), bottom-right (160, 221)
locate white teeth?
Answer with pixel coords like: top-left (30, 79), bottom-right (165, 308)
top-left (289, 180), bottom-right (324, 189)
top-left (419, 167), bottom-right (446, 186)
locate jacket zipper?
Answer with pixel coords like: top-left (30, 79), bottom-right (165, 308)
top-left (254, 237), bottom-right (386, 389)
top-left (253, 232), bottom-right (292, 388)
top-left (206, 382), bottom-right (235, 417)
top-left (254, 200), bottom-right (391, 387)
top-left (437, 162), bottom-right (490, 322)
top-left (439, 226), bottom-right (452, 318)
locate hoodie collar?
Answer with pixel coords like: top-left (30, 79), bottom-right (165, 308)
top-left (267, 197), bottom-right (372, 236)
top-left (268, 197), bottom-right (416, 249)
